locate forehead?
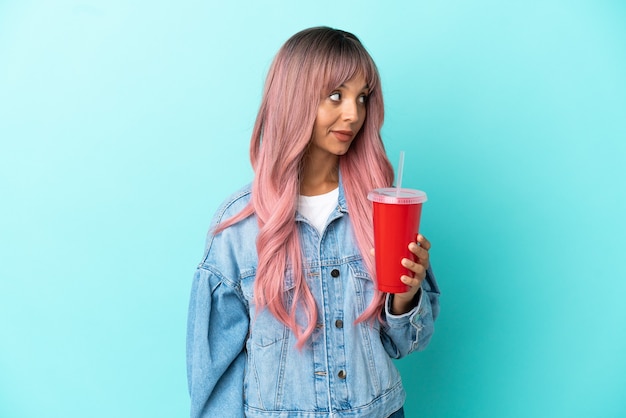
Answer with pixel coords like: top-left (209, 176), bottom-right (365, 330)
top-left (337, 74), bottom-right (369, 90)
top-left (324, 63), bottom-right (372, 88)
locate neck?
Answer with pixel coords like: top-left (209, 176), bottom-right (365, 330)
top-left (300, 152), bottom-right (339, 196)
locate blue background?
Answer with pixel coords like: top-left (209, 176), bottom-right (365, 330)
top-left (1, 1), bottom-right (625, 417)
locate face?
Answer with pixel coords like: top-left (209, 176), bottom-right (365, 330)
top-left (309, 74), bottom-right (369, 158)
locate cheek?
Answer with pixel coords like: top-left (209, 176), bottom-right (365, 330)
top-left (357, 109), bottom-right (367, 130)
top-left (314, 109), bottom-right (333, 133)
top-left (316, 107), bottom-right (333, 124)
top-left (311, 116), bottom-right (327, 141)
top-left (312, 117), bottom-right (324, 137)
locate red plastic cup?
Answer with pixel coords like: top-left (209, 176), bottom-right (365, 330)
top-left (368, 188), bottom-right (428, 293)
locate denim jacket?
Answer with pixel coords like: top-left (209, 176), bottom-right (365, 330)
top-left (186, 181), bottom-right (440, 418)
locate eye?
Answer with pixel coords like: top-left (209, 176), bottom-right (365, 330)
top-left (358, 94), bottom-right (369, 104)
top-left (329, 92), bottom-right (341, 102)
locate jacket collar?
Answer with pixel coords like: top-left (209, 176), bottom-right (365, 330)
top-left (337, 169), bottom-right (348, 213)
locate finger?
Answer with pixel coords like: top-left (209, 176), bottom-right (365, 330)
top-left (406, 244), bottom-right (430, 271)
top-left (417, 234), bottom-right (431, 251)
top-left (400, 273), bottom-right (424, 289)
top-left (408, 242), bottom-right (430, 267)
top-left (369, 248), bottom-right (375, 257)
top-left (401, 257), bottom-right (426, 279)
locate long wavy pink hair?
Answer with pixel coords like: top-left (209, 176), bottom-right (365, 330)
top-left (215, 27), bottom-right (394, 348)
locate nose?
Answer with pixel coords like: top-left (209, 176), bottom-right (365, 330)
top-left (341, 100), bottom-right (359, 122)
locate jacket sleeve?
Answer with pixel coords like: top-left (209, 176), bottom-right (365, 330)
top-left (186, 265), bottom-right (249, 418)
top-left (380, 265), bottom-right (440, 359)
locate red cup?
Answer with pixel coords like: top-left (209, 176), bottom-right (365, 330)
top-left (367, 188), bottom-right (428, 293)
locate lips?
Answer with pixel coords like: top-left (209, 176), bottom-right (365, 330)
top-left (332, 130), bottom-right (354, 142)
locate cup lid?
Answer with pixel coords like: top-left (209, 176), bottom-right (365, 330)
top-left (367, 187), bottom-right (427, 204)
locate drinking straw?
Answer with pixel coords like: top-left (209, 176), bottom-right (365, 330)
top-left (396, 151), bottom-right (405, 196)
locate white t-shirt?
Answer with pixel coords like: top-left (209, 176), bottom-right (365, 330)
top-left (297, 188), bottom-right (339, 234)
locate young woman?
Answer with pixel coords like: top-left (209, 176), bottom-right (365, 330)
top-left (187, 27), bottom-right (440, 418)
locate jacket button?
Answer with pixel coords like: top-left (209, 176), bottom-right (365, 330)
top-left (335, 319), bottom-right (343, 329)
top-left (331, 269), bottom-right (340, 278)
top-left (338, 370), bottom-right (346, 379)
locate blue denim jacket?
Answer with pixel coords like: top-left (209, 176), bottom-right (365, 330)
top-left (187, 182), bottom-right (440, 418)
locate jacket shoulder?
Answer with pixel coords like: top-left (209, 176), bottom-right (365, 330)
top-left (211, 183), bottom-right (253, 226)
top-left (199, 184), bottom-right (257, 278)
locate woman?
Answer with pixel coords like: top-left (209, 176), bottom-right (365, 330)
top-left (187, 27), bottom-right (440, 418)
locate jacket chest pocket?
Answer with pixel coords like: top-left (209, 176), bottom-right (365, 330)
top-left (347, 259), bottom-right (377, 313)
top-left (241, 270), bottom-right (295, 348)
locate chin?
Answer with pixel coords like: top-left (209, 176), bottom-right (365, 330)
top-left (333, 144), bottom-right (353, 156)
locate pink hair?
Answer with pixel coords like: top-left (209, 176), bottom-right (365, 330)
top-left (215, 27), bottom-right (394, 348)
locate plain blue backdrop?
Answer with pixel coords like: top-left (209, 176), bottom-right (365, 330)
top-left (1, 1), bottom-right (625, 417)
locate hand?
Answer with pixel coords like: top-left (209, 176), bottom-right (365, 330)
top-left (392, 234), bottom-right (431, 314)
